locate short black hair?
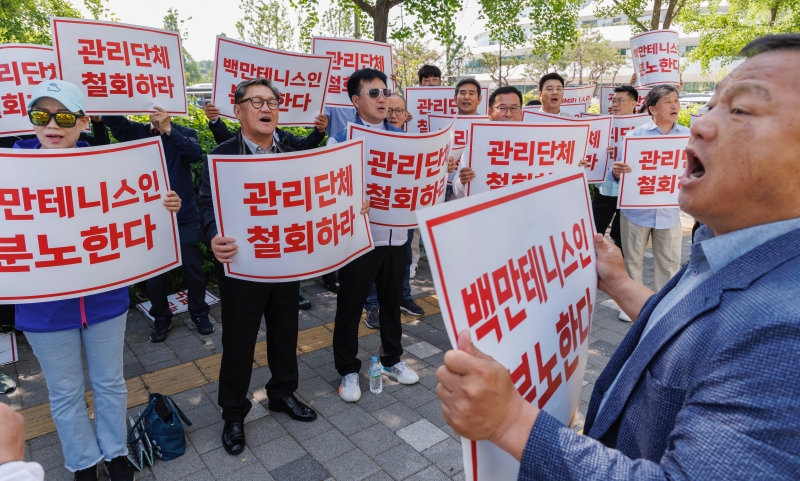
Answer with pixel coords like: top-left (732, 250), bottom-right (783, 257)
top-left (643, 84), bottom-right (680, 116)
top-left (538, 72), bottom-right (564, 92)
top-left (525, 99), bottom-right (541, 106)
top-left (234, 78), bottom-right (280, 105)
top-left (739, 33), bottom-right (800, 58)
top-left (346, 68), bottom-right (388, 102)
top-left (454, 78), bottom-right (482, 97)
top-left (417, 65), bottom-right (442, 83)
top-left (613, 85), bottom-right (639, 101)
top-left (489, 86), bottom-right (522, 108)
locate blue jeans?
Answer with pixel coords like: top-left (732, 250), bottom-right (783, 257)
top-left (25, 313), bottom-right (128, 472)
top-left (365, 229), bottom-right (413, 309)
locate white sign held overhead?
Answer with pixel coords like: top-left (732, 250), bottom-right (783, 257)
top-left (618, 135), bottom-right (690, 209)
top-left (630, 29), bottom-right (681, 87)
top-left (0, 44), bottom-right (59, 137)
top-left (405, 86), bottom-right (489, 133)
top-left (312, 37), bottom-right (393, 107)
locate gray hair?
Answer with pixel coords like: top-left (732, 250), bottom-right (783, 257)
top-left (642, 84), bottom-right (680, 116)
top-left (233, 78), bottom-right (281, 105)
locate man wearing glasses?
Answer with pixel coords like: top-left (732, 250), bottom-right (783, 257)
top-left (327, 68), bottom-right (421, 403)
top-left (538, 72), bottom-right (574, 118)
top-left (451, 86), bottom-right (524, 199)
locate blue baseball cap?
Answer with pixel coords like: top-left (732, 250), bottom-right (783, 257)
top-left (27, 80), bottom-right (86, 113)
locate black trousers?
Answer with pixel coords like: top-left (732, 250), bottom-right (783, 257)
top-left (333, 246), bottom-right (405, 376)
top-left (146, 221), bottom-right (209, 324)
top-left (592, 192), bottom-right (623, 254)
top-left (216, 262), bottom-right (300, 422)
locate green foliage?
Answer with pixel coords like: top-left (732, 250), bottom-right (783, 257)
top-left (594, 0), bottom-right (697, 33)
top-left (162, 9), bottom-right (203, 85)
top-left (235, 0), bottom-right (295, 51)
top-left (680, 0), bottom-right (800, 71)
top-left (677, 104), bottom-right (700, 128)
top-left (0, 0), bottom-right (84, 44)
top-left (393, 39), bottom-right (442, 90)
top-left (555, 27), bottom-right (627, 85)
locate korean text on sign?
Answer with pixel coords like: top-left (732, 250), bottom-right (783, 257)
top-left (617, 134), bottom-right (690, 209)
top-left (608, 113), bottom-right (652, 167)
top-left (208, 139), bottom-right (373, 282)
top-left (0, 45), bottom-right (58, 137)
top-left (466, 121), bottom-right (589, 196)
top-left (522, 110), bottom-right (612, 184)
top-left (599, 86), bottom-right (651, 115)
top-left (562, 85), bottom-right (595, 105)
top-left (348, 120), bottom-right (454, 228)
top-left (312, 37), bottom-right (392, 108)
top-left (417, 171), bottom-right (597, 481)
top-left (51, 17), bottom-right (188, 115)
top-left (0, 138), bottom-right (181, 304)
top-left (405, 86), bottom-right (489, 133)
top-left (630, 29), bottom-right (681, 87)
top-left (212, 36), bottom-right (332, 125)
top-left (429, 114), bottom-right (490, 186)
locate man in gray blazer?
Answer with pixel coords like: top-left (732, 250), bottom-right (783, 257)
top-left (436, 33), bottom-right (800, 480)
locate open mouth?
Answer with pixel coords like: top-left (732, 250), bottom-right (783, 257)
top-left (46, 134), bottom-right (64, 140)
top-left (258, 115), bottom-right (272, 123)
top-left (685, 148), bottom-right (705, 179)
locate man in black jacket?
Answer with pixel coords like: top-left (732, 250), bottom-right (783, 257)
top-left (103, 108), bottom-right (214, 342)
top-left (199, 78), bottom-right (368, 455)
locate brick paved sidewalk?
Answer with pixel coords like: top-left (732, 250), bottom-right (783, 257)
top-left (2, 224), bottom-right (694, 481)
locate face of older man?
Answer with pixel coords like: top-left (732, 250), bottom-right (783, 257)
top-left (233, 84), bottom-right (278, 143)
top-left (540, 79), bottom-right (564, 114)
top-left (352, 78), bottom-right (389, 125)
top-left (489, 93), bottom-right (522, 121)
top-left (456, 83), bottom-right (481, 115)
top-left (611, 92), bottom-right (637, 115)
top-left (386, 95), bottom-right (407, 129)
top-left (681, 49), bottom-right (800, 235)
top-left (649, 91), bottom-right (680, 126)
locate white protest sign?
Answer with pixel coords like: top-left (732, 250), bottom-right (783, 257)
top-left (608, 113), bottom-right (652, 164)
top-left (0, 138), bottom-right (181, 304)
top-left (690, 113), bottom-right (699, 126)
top-left (522, 105), bottom-right (542, 113)
top-left (312, 37), bottom-right (393, 107)
top-left (631, 29), bottom-right (681, 87)
top-left (212, 37), bottom-right (331, 125)
top-left (51, 17), bottom-right (187, 115)
top-left (0, 333), bottom-right (18, 365)
top-left (348, 121), bottom-right (453, 227)
top-left (522, 110), bottom-right (612, 184)
top-left (563, 85), bottom-right (595, 106)
top-left (466, 122), bottom-right (589, 196)
top-left (208, 139), bottom-right (372, 282)
top-left (417, 170), bottom-right (597, 481)
top-left (618, 135), bottom-right (689, 209)
top-left (599, 86), bottom-right (652, 115)
top-left (136, 290), bottom-right (219, 321)
top-left (0, 45), bottom-right (59, 137)
top-left (560, 102), bottom-right (589, 118)
top-left (428, 114), bottom-right (490, 186)
top-left (405, 86), bottom-right (489, 133)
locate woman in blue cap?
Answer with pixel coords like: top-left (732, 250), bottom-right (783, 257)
top-left (13, 79), bottom-right (182, 481)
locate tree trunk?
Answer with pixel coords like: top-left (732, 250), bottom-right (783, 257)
top-left (662, 0), bottom-right (680, 29)
top-left (354, 10), bottom-right (361, 38)
top-left (372, 0), bottom-right (391, 42)
top-left (651, 0), bottom-right (662, 30)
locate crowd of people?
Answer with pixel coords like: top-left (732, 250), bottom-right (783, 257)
top-left (1, 32), bottom-right (799, 481)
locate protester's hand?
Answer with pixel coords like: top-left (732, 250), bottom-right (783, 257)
top-left (204, 102), bottom-right (220, 122)
top-left (612, 162), bottom-right (632, 180)
top-left (630, 72), bottom-right (638, 86)
top-left (0, 403), bottom-right (25, 465)
top-left (405, 112), bottom-right (413, 124)
top-left (89, 116), bottom-right (102, 123)
top-left (360, 199), bottom-right (370, 216)
top-left (594, 233), bottom-right (627, 294)
top-left (313, 114), bottom-right (328, 133)
top-left (437, 330), bottom-right (537, 461)
top-left (162, 191), bottom-right (181, 212)
top-left (459, 167), bottom-right (475, 184)
top-left (211, 235), bottom-right (238, 263)
top-left (579, 157), bottom-right (589, 168)
top-left (390, 73), bottom-right (398, 89)
top-left (448, 156), bottom-right (458, 173)
top-left (606, 146), bottom-right (614, 154)
top-left (151, 106), bottom-right (172, 136)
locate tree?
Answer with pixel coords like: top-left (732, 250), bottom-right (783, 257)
top-left (392, 39), bottom-right (441, 90)
top-left (235, 0), bottom-right (295, 51)
top-left (0, 0), bottom-right (83, 44)
top-left (521, 54), bottom-right (555, 87)
top-left (556, 27), bottom-right (627, 85)
top-left (680, 0), bottom-right (800, 70)
top-left (594, 0), bottom-right (698, 33)
top-left (473, 45), bottom-right (522, 87)
top-left (163, 8), bottom-right (202, 86)
top-left (316, 1), bottom-right (373, 39)
top-left (84, 0), bottom-right (119, 22)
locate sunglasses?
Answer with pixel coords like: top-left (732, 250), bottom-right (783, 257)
top-left (28, 110), bottom-right (85, 128)
top-left (356, 88), bottom-right (392, 99)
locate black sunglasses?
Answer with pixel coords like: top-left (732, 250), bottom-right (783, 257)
top-left (28, 110), bottom-right (85, 128)
top-left (356, 88), bottom-right (393, 99)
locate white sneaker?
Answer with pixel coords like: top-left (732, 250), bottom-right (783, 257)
top-left (339, 373), bottom-right (361, 402)
top-left (409, 263), bottom-right (418, 279)
top-left (619, 310), bottom-right (633, 322)
top-left (382, 361), bottom-right (419, 385)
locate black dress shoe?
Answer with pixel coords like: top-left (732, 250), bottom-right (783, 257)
top-left (149, 321), bottom-right (172, 343)
top-left (268, 395), bottom-right (317, 422)
top-left (221, 421), bottom-right (245, 455)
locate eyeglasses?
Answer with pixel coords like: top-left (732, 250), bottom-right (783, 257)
top-left (356, 88), bottom-right (392, 99)
top-left (492, 106), bottom-right (521, 114)
top-left (387, 108), bottom-right (406, 115)
top-left (28, 110), bottom-right (84, 128)
top-left (237, 97), bottom-right (280, 110)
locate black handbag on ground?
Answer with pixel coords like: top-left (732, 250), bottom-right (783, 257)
top-left (127, 393), bottom-right (192, 462)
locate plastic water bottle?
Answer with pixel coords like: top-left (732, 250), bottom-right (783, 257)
top-left (369, 356), bottom-right (382, 394)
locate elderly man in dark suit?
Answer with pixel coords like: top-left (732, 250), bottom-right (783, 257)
top-left (436, 34), bottom-right (800, 480)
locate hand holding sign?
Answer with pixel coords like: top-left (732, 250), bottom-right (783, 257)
top-left (150, 106), bottom-right (171, 135)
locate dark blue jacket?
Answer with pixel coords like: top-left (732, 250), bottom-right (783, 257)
top-left (331, 113), bottom-right (404, 143)
top-left (12, 139), bottom-right (129, 332)
top-left (519, 227), bottom-right (800, 480)
top-left (207, 118), bottom-right (325, 151)
top-left (103, 116), bottom-right (202, 225)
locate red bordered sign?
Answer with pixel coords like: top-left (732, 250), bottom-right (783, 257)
top-left (0, 44), bottom-right (59, 137)
top-left (618, 134), bottom-right (690, 208)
